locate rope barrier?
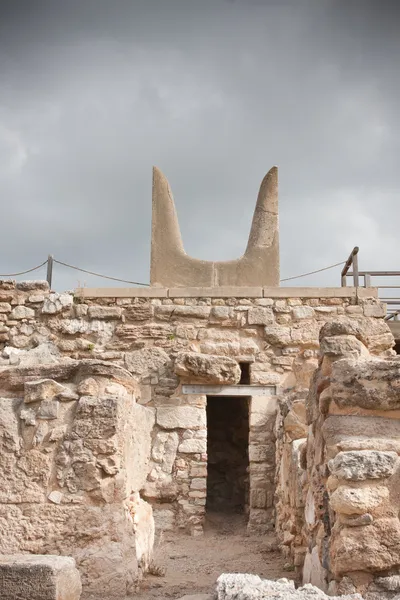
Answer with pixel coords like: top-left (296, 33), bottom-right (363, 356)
top-left (280, 260), bottom-right (346, 283)
top-left (0, 257), bottom-right (346, 287)
top-left (0, 260), bottom-right (48, 277)
top-left (53, 259), bottom-right (150, 286)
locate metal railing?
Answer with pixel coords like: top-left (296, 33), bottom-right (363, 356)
top-left (341, 247), bottom-right (400, 321)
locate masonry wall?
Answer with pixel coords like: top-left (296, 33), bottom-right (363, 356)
top-left (0, 280), bottom-right (389, 541)
top-left (0, 355), bottom-right (155, 599)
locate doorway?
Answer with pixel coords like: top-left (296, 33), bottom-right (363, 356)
top-left (206, 396), bottom-right (250, 515)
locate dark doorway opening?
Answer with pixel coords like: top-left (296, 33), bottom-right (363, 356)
top-left (395, 340), bottom-right (400, 355)
top-left (206, 396), bottom-right (249, 514)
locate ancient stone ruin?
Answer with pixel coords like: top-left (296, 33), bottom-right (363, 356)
top-left (0, 167), bottom-right (399, 599)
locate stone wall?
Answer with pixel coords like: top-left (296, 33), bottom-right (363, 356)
top-left (0, 280), bottom-right (389, 542)
top-left (0, 351), bottom-right (155, 599)
top-left (277, 317), bottom-right (400, 598)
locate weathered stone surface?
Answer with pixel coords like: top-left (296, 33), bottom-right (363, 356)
top-left (322, 415), bottom-right (400, 456)
top-left (215, 573), bottom-right (362, 599)
top-left (124, 347), bottom-right (170, 379)
top-left (331, 518), bottom-right (400, 575)
top-left (17, 280), bottom-right (49, 291)
top-left (77, 377), bottom-right (99, 396)
top-left (174, 351), bottom-right (241, 384)
top-left (153, 508), bottom-right (175, 531)
top-left (331, 357), bottom-right (400, 410)
top-left (150, 166), bottom-right (280, 288)
top-left (328, 451), bottom-right (398, 481)
top-left (157, 406), bottom-right (206, 429)
top-left (0, 554), bottom-right (82, 600)
top-left (24, 379), bottom-right (66, 403)
top-left (10, 305), bottom-right (35, 320)
top-left (320, 335), bottom-right (367, 357)
top-left (87, 306), bottom-right (123, 320)
top-left (283, 401), bottom-right (307, 441)
top-left (248, 307), bottom-right (274, 325)
top-left (37, 400), bottom-right (59, 419)
top-left (292, 306), bottom-right (315, 321)
top-left (42, 293), bottom-right (73, 315)
top-left (152, 431), bottom-right (179, 473)
top-left (179, 438), bottom-right (207, 453)
top-left (330, 485), bottom-right (389, 515)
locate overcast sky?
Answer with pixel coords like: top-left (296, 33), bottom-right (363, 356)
top-left (0, 0), bottom-right (399, 291)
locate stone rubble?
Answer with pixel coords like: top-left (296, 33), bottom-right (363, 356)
top-left (215, 574), bottom-right (363, 599)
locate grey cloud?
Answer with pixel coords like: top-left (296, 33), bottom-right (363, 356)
top-left (0, 0), bottom-right (399, 290)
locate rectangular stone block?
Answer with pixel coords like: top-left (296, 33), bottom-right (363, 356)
top-left (157, 406), bottom-right (206, 429)
top-left (168, 287), bottom-right (263, 298)
top-left (263, 287), bottom-right (362, 298)
top-left (0, 555), bottom-right (82, 600)
top-left (75, 287), bottom-right (168, 298)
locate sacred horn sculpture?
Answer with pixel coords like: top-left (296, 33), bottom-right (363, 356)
top-left (150, 166), bottom-right (279, 287)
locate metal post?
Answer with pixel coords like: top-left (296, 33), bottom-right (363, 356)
top-left (352, 249), bottom-right (359, 288)
top-left (46, 255), bottom-right (54, 289)
top-left (364, 273), bottom-right (371, 288)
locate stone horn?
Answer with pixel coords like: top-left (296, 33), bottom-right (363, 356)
top-left (150, 166), bottom-right (280, 288)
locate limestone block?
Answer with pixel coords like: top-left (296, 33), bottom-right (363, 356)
top-left (42, 293), bottom-right (73, 315)
top-left (10, 305), bottom-right (35, 320)
top-left (174, 351), bottom-right (241, 384)
top-left (157, 406), bottom-right (206, 429)
top-left (210, 306), bottom-right (235, 321)
top-left (125, 347), bottom-right (170, 379)
top-left (215, 573), bottom-right (361, 599)
top-left (179, 438), bottom-right (207, 453)
top-left (24, 379), bottom-right (66, 403)
top-left (328, 450), bottom-right (398, 481)
top-left (72, 396), bottom-right (118, 439)
top-left (339, 513), bottom-right (373, 527)
top-left (87, 306), bottom-right (122, 320)
top-left (264, 325), bottom-right (291, 346)
top-left (77, 377), bottom-right (99, 396)
top-left (320, 335), bottom-right (368, 357)
top-left (322, 415), bottom-right (400, 457)
top-left (16, 280), bottom-right (49, 291)
top-left (126, 493), bottom-right (155, 574)
top-left (0, 555), bottom-right (82, 600)
top-left (331, 517), bottom-right (400, 575)
top-left (292, 306), bottom-right (315, 321)
top-left (331, 357), bottom-right (400, 410)
top-left (152, 431), bottom-right (179, 473)
top-left (302, 546), bottom-right (328, 592)
top-left (0, 302), bottom-right (11, 312)
top-left (115, 323), bottom-right (174, 341)
top-left (123, 304), bottom-right (154, 321)
top-left (290, 322), bottom-right (320, 347)
top-left (248, 307), bottom-right (275, 325)
top-left (37, 400), bottom-right (59, 420)
top-left (329, 485), bottom-right (389, 515)
top-left (364, 304), bottom-right (386, 318)
top-left (283, 401), bottom-right (307, 441)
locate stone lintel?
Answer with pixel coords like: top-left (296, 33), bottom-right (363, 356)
top-left (74, 286), bottom-right (379, 299)
top-left (182, 384), bottom-right (276, 396)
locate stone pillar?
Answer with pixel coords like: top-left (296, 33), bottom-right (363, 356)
top-left (303, 318), bottom-right (400, 597)
top-left (247, 395), bottom-right (278, 533)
